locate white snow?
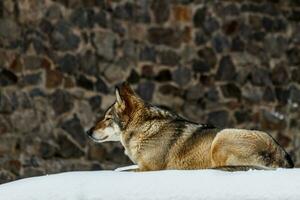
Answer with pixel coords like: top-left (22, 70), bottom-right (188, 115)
top-left (0, 168), bottom-right (300, 200)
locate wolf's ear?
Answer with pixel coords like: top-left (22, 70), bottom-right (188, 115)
top-left (115, 87), bottom-right (123, 105)
top-left (119, 82), bottom-right (135, 97)
top-left (114, 82), bottom-right (142, 114)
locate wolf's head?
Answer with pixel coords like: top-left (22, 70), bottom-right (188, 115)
top-left (86, 82), bottom-right (144, 143)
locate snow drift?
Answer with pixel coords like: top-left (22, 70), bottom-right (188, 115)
top-left (0, 167), bottom-right (300, 200)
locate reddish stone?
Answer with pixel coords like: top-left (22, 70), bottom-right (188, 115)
top-left (173, 5), bottom-right (192, 22)
top-left (222, 20), bottom-right (239, 35)
top-left (46, 69), bottom-right (63, 88)
top-left (42, 58), bottom-right (51, 70)
top-left (141, 65), bottom-right (154, 78)
top-left (182, 26), bottom-right (192, 43)
top-left (277, 133), bottom-right (291, 148)
top-left (64, 76), bottom-right (75, 88)
top-left (10, 57), bottom-right (22, 72)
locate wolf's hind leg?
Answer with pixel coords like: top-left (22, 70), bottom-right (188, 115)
top-left (210, 131), bottom-right (267, 167)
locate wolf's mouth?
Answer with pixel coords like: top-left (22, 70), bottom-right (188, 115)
top-left (91, 135), bottom-right (109, 142)
top-left (98, 135), bottom-right (109, 141)
top-left (88, 134), bottom-right (109, 142)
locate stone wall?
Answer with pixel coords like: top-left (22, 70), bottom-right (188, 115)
top-left (0, 0), bottom-right (300, 183)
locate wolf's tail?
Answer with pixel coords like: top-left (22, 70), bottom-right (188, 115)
top-left (211, 165), bottom-right (273, 172)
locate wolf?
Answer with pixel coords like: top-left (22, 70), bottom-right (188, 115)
top-left (86, 83), bottom-right (294, 171)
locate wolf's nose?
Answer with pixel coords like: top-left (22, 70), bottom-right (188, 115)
top-left (86, 127), bottom-right (94, 136)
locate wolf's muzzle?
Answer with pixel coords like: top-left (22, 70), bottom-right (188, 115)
top-left (86, 127), bottom-right (94, 137)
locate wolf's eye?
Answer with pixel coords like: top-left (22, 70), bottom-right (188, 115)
top-left (105, 116), bottom-right (112, 121)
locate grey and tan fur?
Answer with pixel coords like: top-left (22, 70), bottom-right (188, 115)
top-left (87, 83), bottom-right (294, 171)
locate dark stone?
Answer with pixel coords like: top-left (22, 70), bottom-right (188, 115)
top-left (50, 89), bottom-right (74, 115)
top-left (242, 86), bottom-right (263, 103)
top-left (39, 141), bottom-right (58, 159)
top-left (50, 20), bottom-right (80, 51)
top-left (95, 78), bottom-right (109, 94)
top-left (235, 70), bottom-right (250, 85)
top-left (148, 27), bottom-right (181, 48)
top-left (9, 91), bottom-right (32, 110)
top-left (234, 110), bottom-right (251, 124)
top-left (111, 20), bottom-right (126, 36)
top-left (92, 31), bottom-right (115, 60)
top-left (151, 0), bottom-right (169, 23)
top-left (212, 34), bottom-right (230, 53)
top-left (94, 10), bottom-right (107, 28)
top-left (222, 20), bottom-right (239, 35)
top-left (221, 83), bottom-right (241, 99)
top-left (216, 56), bottom-right (236, 81)
top-left (286, 48), bottom-right (300, 65)
top-left (141, 65), bottom-right (154, 78)
top-left (57, 133), bottom-right (84, 158)
top-left (113, 2), bottom-right (134, 20)
top-left (137, 81), bottom-right (155, 101)
top-left (89, 95), bottom-right (102, 111)
top-left (231, 36), bottom-right (245, 52)
top-left (79, 51), bottom-right (99, 76)
top-left (197, 47), bottom-right (217, 69)
top-left (273, 18), bottom-right (286, 32)
top-left (192, 59), bottom-right (210, 73)
top-left (0, 69), bottom-right (18, 86)
top-left (221, 3), bottom-right (240, 16)
top-left (158, 50), bottom-right (180, 66)
top-left (290, 85), bottom-right (300, 103)
top-left (200, 75), bottom-right (214, 86)
top-left (76, 74), bottom-right (94, 90)
top-left (272, 65), bottom-right (289, 85)
top-left (250, 68), bottom-right (271, 86)
top-left (32, 39), bottom-right (49, 55)
top-left (239, 23), bottom-right (252, 40)
top-left (203, 17), bottom-right (219, 34)
top-left (289, 10), bottom-right (300, 22)
top-left (275, 87), bottom-right (290, 104)
top-left (172, 0), bottom-right (193, 4)
top-left (61, 115), bottom-right (86, 147)
top-left (155, 69), bottom-right (172, 82)
top-left (70, 7), bottom-right (94, 28)
top-left (57, 54), bottom-right (79, 75)
top-left (250, 31), bottom-right (265, 42)
top-left (193, 7), bottom-right (206, 27)
top-left (127, 69), bottom-right (140, 84)
top-left (291, 68), bottom-right (300, 83)
top-left (185, 85), bottom-right (204, 101)
top-left (263, 87), bottom-right (276, 102)
top-left (39, 19), bottom-right (54, 34)
top-left (195, 30), bottom-right (208, 45)
top-left (46, 4), bottom-right (63, 20)
top-left (205, 88), bottom-right (219, 102)
top-left (207, 110), bottom-right (229, 128)
top-left (139, 46), bottom-right (156, 62)
top-left (159, 84), bottom-right (181, 97)
top-left (172, 67), bottom-right (191, 86)
top-left (0, 94), bottom-right (14, 114)
top-left (265, 36), bottom-right (288, 57)
top-left (123, 40), bottom-right (138, 59)
top-left (262, 17), bottom-right (274, 31)
top-left (113, 2), bottom-right (150, 23)
top-left (29, 88), bottom-right (46, 98)
top-left (21, 73), bottom-right (42, 86)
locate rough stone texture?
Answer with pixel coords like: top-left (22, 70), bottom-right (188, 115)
top-left (0, 0), bottom-right (300, 184)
